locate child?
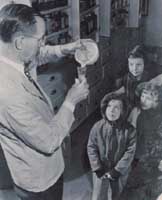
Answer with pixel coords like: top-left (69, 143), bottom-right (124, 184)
top-left (125, 82), bottom-right (162, 200)
top-left (114, 45), bottom-right (162, 115)
top-left (114, 45), bottom-right (149, 113)
top-left (87, 93), bottom-right (136, 200)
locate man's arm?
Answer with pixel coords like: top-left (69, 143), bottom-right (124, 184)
top-left (37, 40), bottom-right (81, 66)
top-left (5, 99), bottom-right (75, 155)
top-left (4, 79), bottom-right (89, 155)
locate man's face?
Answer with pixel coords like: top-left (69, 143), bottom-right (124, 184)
top-left (21, 16), bottom-right (46, 64)
top-left (128, 57), bottom-right (144, 78)
top-left (140, 90), bottom-right (158, 110)
top-left (106, 99), bottom-right (122, 121)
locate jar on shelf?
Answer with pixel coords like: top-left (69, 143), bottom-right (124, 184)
top-left (44, 14), bottom-right (52, 34)
top-left (80, 17), bottom-right (88, 37)
top-left (91, 12), bottom-right (97, 30)
top-left (58, 0), bottom-right (68, 7)
top-left (80, 0), bottom-right (89, 11)
top-left (51, 12), bottom-right (61, 32)
top-left (89, 0), bottom-right (96, 7)
top-left (58, 33), bottom-right (67, 44)
top-left (87, 12), bottom-right (97, 34)
top-left (61, 12), bottom-right (69, 29)
top-left (87, 14), bottom-right (93, 34)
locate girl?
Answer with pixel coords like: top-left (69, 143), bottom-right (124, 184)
top-left (87, 93), bottom-right (136, 200)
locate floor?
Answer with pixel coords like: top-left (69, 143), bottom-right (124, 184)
top-left (0, 110), bottom-right (101, 200)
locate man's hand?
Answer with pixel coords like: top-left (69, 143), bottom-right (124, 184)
top-left (60, 40), bottom-right (81, 55)
top-left (65, 78), bottom-right (89, 107)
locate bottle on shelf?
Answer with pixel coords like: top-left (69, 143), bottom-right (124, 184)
top-left (80, 0), bottom-right (89, 12)
top-left (60, 12), bottom-right (69, 29)
top-left (81, 12), bottom-right (97, 37)
top-left (80, 0), bottom-right (96, 11)
top-left (44, 14), bottom-right (52, 34)
top-left (51, 12), bottom-right (61, 32)
top-left (80, 17), bottom-right (88, 38)
top-left (58, 32), bottom-right (71, 44)
top-left (32, 0), bottom-right (68, 11)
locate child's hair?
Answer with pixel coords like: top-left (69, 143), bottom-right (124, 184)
top-left (136, 82), bottom-right (162, 102)
top-left (128, 45), bottom-right (145, 60)
top-left (101, 93), bottom-right (128, 121)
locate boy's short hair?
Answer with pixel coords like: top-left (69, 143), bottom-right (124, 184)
top-left (136, 82), bottom-right (162, 102)
top-left (128, 45), bottom-right (145, 60)
top-left (0, 4), bottom-right (38, 43)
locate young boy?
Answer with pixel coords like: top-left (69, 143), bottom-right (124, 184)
top-left (87, 93), bottom-right (136, 200)
top-left (125, 82), bottom-right (162, 200)
top-left (114, 45), bottom-right (162, 115)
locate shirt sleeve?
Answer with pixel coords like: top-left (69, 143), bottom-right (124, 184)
top-left (4, 99), bottom-right (75, 155)
top-left (37, 45), bottom-right (65, 66)
top-left (87, 122), bottom-right (103, 171)
top-left (114, 126), bottom-right (137, 175)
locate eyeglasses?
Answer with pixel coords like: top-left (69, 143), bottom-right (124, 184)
top-left (24, 34), bottom-right (46, 47)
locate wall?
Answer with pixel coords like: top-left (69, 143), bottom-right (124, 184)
top-left (143, 0), bottom-right (162, 47)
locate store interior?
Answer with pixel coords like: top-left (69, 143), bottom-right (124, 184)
top-left (0, 0), bottom-right (162, 199)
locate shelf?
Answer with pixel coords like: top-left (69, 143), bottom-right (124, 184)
top-left (80, 4), bottom-right (99, 18)
top-left (81, 29), bottom-right (99, 42)
top-left (46, 28), bottom-right (69, 40)
top-left (88, 29), bottom-right (99, 36)
top-left (40, 6), bottom-right (70, 15)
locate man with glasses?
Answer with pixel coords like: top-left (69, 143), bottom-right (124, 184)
top-left (0, 3), bottom-right (89, 200)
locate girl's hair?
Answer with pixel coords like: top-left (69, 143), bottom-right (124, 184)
top-left (136, 82), bottom-right (162, 102)
top-left (101, 93), bottom-right (128, 121)
top-left (128, 45), bottom-right (145, 60)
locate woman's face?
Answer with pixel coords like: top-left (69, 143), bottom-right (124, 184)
top-left (106, 99), bottom-right (122, 121)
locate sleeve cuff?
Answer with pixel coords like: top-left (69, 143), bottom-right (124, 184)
top-left (63, 101), bottom-right (75, 113)
top-left (54, 45), bottom-right (64, 57)
top-left (109, 168), bottom-right (121, 179)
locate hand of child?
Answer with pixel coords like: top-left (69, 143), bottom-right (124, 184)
top-left (94, 168), bottom-right (105, 179)
top-left (103, 169), bottom-right (121, 181)
top-left (102, 172), bottom-right (115, 181)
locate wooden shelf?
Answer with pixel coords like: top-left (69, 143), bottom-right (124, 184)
top-left (46, 28), bottom-right (69, 40)
top-left (80, 4), bottom-right (99, 18)
top-left (40, 6), bottom-right (70, 15)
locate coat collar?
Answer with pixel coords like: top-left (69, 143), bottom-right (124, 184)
top-left (0, 56), bottom-right (54, 113)
top-left (0, 55), bottom-right (25, 75)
